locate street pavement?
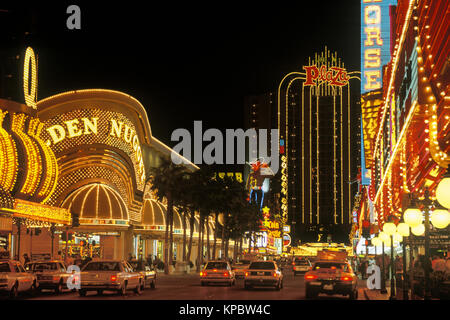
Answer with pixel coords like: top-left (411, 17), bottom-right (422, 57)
top-left (15, 269), bottom-right (369, 300)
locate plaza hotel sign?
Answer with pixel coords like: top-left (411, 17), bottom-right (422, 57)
top-left (44, 114), bottom-right (146, 186)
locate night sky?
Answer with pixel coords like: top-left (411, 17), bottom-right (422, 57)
top-left (1, 1), bottom-right (360, 148)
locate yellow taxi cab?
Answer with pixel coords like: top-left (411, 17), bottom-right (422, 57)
top-left (244, 260), bottom-right (283, 290)
top-left (200, 261), bottom-right (235, 286)
top-left (304, 260), bottom-right (358, 299)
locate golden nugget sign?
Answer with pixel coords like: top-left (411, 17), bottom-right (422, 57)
top-left (303, 65), bottom-right (350, 87)
top-left (45, 116), bottom-right (145, 184)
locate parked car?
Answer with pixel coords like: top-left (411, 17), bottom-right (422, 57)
top-left (0, 260), bottom-right (37, 298)
top-left (292, 258), bottom-right (312, 276)
top-left (244, 260), bottom-right (283, 290)
top-left (200, 261), bottom-right (235, 286)
top-left (78, 260), bottom-right (143, 296)
top-left (25, 260), bottom-right (70, 294)
top-left (128, 260), bottom-right (156, 290)
top-left (232, 260), bottom-right (251, 279)
top-left (304, 260), bottom-right (358, 299)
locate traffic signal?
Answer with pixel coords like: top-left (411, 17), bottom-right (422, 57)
top-left (72, 212), bottom-right (80, 227)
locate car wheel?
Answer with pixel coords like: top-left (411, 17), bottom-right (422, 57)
top-left (30, 281), bottom-right (38, 296)
top-left (10, 283), bottom-right (19, 299)
top-left (305, 288), bottom-right (316, 299)
top-left (201, 282), bottom-right (206, 286)
top-left (349, 289), bottom-right (358, 300)
top-left (134, 281), bottom-right (142, 294)
top-left (150, 279), bottom-right (156, 289)
top-left (119, 282), bottom-right (127, 296)
top-left (55, 281), bottom-right (63, 294)
top-left (78, 289), bottom-right (87, 297)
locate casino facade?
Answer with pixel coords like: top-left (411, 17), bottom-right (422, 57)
top-left (0, 47), bottom-right (224, 264)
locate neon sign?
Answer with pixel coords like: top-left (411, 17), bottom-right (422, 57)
top-left (361, 0), bottom-right (396, 94)
top-left (45, 116), bottom-right (145, 184)
top-left (303, 65), bottom-right (350, 87)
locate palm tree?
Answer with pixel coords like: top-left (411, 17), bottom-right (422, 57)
top-left (148, 158), bottom-right (187, 274)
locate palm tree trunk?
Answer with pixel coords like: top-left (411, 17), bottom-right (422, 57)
top-left (221, 217), bottom-right (226, 259)
top-left (197, 214), bottom-right (204, 272)
top-left (187, 212), bottom-right (195, 263)
top-left (168, 198), bottom-right (174, 269)
top-left (206, 216), bottom-right (210, 260)
top-left (239, 237), bottom-right (243, 257)
top-left (224, 236), bottom-right (229, 259)
top-left (233, 239), bottom-right (238, 262)
top-left (163, 194), bottom-right (171, 275)
top-left (182, 210), bottom-right (187, 262)
top-left (212, 214), bottom-right (218, 259)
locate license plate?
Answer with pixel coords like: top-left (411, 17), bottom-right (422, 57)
top-left (257, 272), bottom-right (264, 276)
top-left (323, 284), bottom-right (333, 290)
top-left (310, 281), bottom-right (321, 285)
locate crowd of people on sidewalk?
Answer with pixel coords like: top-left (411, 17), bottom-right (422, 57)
top-left (353, 252), bottom-right (450, 299)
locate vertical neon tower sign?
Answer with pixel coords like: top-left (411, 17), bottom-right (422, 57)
top-left (360, 0), bottom-right (396, 185)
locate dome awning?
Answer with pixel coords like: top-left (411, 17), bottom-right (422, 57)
top-left (62, 183), bottom-right (128, 224)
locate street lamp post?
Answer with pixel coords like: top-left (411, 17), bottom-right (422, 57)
top-left (381, 241), bottom-right (387, 294)
top-left (389, 234), bottom-right (396, 300)
top-left (423, 188), bottom-right (432, 300)
top-left (383, 220), bottom-right (397, 300)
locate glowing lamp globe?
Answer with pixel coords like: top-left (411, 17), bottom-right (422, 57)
top-left (383, 237), bottom-right (392, 247)
top-left (397, 222), bottom-right (410, 237)
top-left (383, 222), bottom-right (397, 236)
top-left (436, 175), bottom-right (450, 209)
top-left (372, 237), bottom-right (381, 247)
top-left (430, 209), bottom-right (450, 229)
top-left (411, 224), bottom-right (425, 236)
top-left (393, 232), bottom-right (403, 243)
top-left (404, 208), bottom-right (422, 227)
top-left (379, 232), bottom-right (389, 243)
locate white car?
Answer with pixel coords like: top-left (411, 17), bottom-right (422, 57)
top-left (293, 258), bottom-right (312, 275)
top-left (232, 260), bottom-right (251, 279)
top-left (200, 261), bottom-right (235, 286)
top-left (244, 260), bottom-right (283, 290)
top-left (25, 260), bottom-right (71, 293)
top-left (78, 260), bottom-right (143, 296)
top-left (0, 260), bottom-right (37, 298)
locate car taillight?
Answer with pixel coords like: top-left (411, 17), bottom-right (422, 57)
top-left (200, 271), bottom-right (207, 277)
top-left (245, 272), bottom-right (249, 277)
top-left (304, 274), bottom-right (318, 281)
top-left (340, 275), bottom-right (353, 281)
top-left (292, 262), bottom-right (295, 265)
top-left (223, 272), bottom-right (229, 277)
top-left (272, 272), bottom-right (277, 277)
top-left (53, 275), bottom-right (59, 281)
top-left (110, 275), bottom-right (118, 282)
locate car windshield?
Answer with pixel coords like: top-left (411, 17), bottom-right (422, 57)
top-left (83, 262), bottom-right (121, 271)
top-left (32, 263), bottom-right (58, 271)
top-left (249, 262), bottom-right (275, 270)
top-left (313, 262), bottom-right (345, 270)
top-left (205, 262), bottom-right (228, 270)
top-left (0, 262), bottom-right (10, 272)
top-left (129, 261), bottom-right (143, 271)
top-left (295, 260), bottom-right (310, 265)
top-left (239, 260), bottom-right (251, 265)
